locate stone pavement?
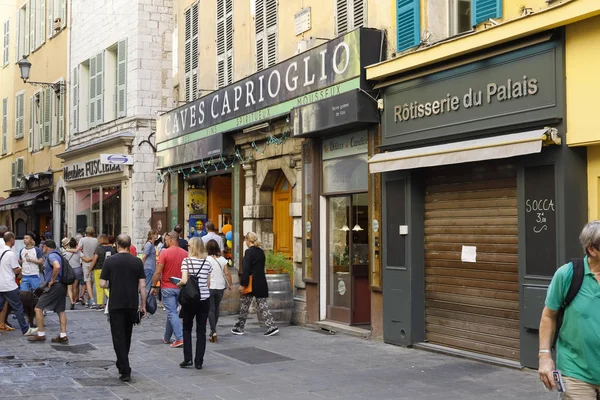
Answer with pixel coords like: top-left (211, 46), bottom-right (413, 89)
top-left (0, 308), bottom-right (555, 400)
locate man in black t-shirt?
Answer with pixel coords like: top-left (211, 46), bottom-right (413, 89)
top-left (174, 224), bottom-right (188, 252)
top-left (99, 234), bottom-right (146, 382)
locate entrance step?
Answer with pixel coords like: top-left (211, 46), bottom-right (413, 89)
top-left (314, 320), bottom-right (371, 339)
top-left (412, 342), bottom-right (522, 370)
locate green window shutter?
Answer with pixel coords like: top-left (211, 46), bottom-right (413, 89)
top-left (16, 158), bottom-right (24, 189)
top-left (89, 56), bottom-right (96, 125)
top-left (72, 66), bottom-right (78, 133)
top-left (28, 96), bottom-right (33, 152)
top-left (117, 39), bottom-right (127, 118)
top-left (58, 81), bottom-right (65, 141)
top-left (37, 92), bottom-right (43, 149)
top-left (396, 0), bottom-right (420, 53)
top-left (95, 52), bottom-right (104, 124)
top-left (43, 87), bottom-right (51, 146)
top-left (2, 98), bottom-right (7, 155)
top-left (472, 0), bottom-right (502, 26)
top-left (11, 161), bottom-right (16, 189)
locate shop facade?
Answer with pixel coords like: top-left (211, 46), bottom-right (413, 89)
top-left (156, 28), bottom-right (384, 328)
top-left (370, 31), bottom-right (587, 368)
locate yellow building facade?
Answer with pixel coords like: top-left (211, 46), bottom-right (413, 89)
top-left (0, 0), bottom-right (67, 242)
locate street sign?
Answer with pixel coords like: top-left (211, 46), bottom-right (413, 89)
top-left (100, 154), bottom-right (134, 165)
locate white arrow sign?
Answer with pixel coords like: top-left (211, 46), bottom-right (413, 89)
top-left (100, 154), bottom-right (134, 165)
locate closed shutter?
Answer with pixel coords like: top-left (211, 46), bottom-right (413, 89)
top-left (335, 0), bottom-right (348, 36)
top-left (424, 162), bottom-right (519, 361)
top-left (255, 0), bottom-right (277, 72)
top-left (335, 0), bottom-right (366, 37)
top-left (43, 87), bottom-right (51, 146)
top-left (58, 80), bottom-right (65, 142)
top-left (60, 0), bottom-right (66, 28)
top-left (47, 0), bottom-right (53, 38)
top-left (29, 0), bottom-right (35, 53)
top-left (38, 91), bottom-right (43, 149)
top-left (38, 0), bottom-right (45, 47)
top-left (396, 0), bottom-right (420, 53)
top-left (11, 161), bottom-right (16, 189)
top-left (117, 39), bottom-right (127, 117)
top-left (71, 66), bottom-right (78, 133)
top-left (184, 3), bottom-right (198, 102)
top-left (23, 3), bottom-right (29, 57)
top-left (216, 0), bottom-right (233, 88)
top-left (15, 93), bottom-right (24, 139)
top-left (255, 0), bottom-right (264, 71)
top-left (1, 98), bottom-right (7, 155)
top-left (472, 0), bottom-right (502, 26)
top-left (16, 158), bottom-right (24, 189)
top-left (3, 20), bottom-right (8, 66)
top-left (89, 56), bottom-right (96, 125)
top-left (28, 96), bottom-right (33, 152)
top-left (95, 52), bottom-right (103, 123)
top-left (15, 10), bottom-right (19, 63)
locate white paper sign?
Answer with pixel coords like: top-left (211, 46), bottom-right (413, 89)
top-left (461, 245), bottom-right (477, 263)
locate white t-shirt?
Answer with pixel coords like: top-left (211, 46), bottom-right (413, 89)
top-left (208, 255), bottom-right (228, 290)
top-left (20, 246), bottom-right (43, 276)
top-left (0, 247), bottom-right (20, 292)
top-left (201, 232), bottom-right (224, 251)
top-left (79, 236), bottom-right (98, 267)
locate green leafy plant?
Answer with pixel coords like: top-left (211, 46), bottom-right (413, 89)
top-left (265, 251), bottom-right (294, 279)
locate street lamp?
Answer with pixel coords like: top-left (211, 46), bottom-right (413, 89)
top-left (18, 55), bottom-right (66, 93)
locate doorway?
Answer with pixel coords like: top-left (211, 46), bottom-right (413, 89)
top-left (326, 193), bottom-right (370, 324)
top-left (273, 176), bottom-right (293, 257)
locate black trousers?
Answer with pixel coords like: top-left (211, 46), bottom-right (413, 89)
top-left (181, 298), bottom-right (210, 367)
top-left (109, 308), bottom-right (137, 376)
top-left (208, 289), bottom-right (225, 333)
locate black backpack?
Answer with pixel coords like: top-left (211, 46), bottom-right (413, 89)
top-left (552, 258), bottom-right (585, 350)
top-left (178, 260), bottom-right (206, 306)
top-left (49, 250), bottom-right (76, 285)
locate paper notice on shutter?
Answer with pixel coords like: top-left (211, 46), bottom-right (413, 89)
top-left (461, 245), bottom-right (477, 263)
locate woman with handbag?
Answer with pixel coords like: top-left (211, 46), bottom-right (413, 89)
top-left (176, 237), bottom-right (212, 369)
top-left (231, 232), bottom-right (279, 337)
top-left (206, 239), bottom-right (232, 343)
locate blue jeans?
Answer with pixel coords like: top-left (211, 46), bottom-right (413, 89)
top-left (20, 275), bottom-right (41, 291)
top-left (144, 269), bottom-right (154, 294)
top-left (0, 288), bottom-right (30, 334)
top-left (162, 288), bottom-right (182, 342)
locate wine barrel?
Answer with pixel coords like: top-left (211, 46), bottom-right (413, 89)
top-left (219, 267), bottom-right (240, 315)
top-left (266, 274), bottom-right (293, 326)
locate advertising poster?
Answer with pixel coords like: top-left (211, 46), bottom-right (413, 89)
top-left (189, 214), bottom-right (207, 238)
top-left (189, 188), bottom-right (207, 215)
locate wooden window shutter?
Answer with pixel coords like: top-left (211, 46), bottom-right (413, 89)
top-left (72, 66), bottom-right (78, 133)
top-left (117, 39), bottom-right (127, 117)
top-left (1, 98), bottom-right (7, 155)
top-left (16, 158), bottom-right (24, 188)
top-left (43, 87), bottom-right (51, 146)
top-left (472, 0), bottom-right (502, 26)
top-left (37, 91), bottom-right (43, 149)
top-left (184, 6), bottom-right (191, 102)
top-left (95, 52), bottom-right (103, 123)
top-left (265, 0), bottom-right (277, 68)
top-left (28, 96), bottom-right (33, 152)
top-left (89, 56), bottom-right (97, 125)
top-left (191, 3), bottom-right (198, 100)
top-left (15, 93), bottom-right (24, 139)
top-left (23, 4), bottom-right (29, 57)
top-left (255, 0), bottom-right (265, 71)
top-left (15, 11), bottom-right (19, 63)
top-left (47, 0), bottom-right (53, 38)
top-left (335, 0), bottom-right (348, 36)
top-left (217, 0), bottom-right (233, 88)
top-left (60, 0), bottom-right (66, 28)
top-left (38, 0), bottom-right (45, 47)
top-left (3, 20), bottom-right (8, 66)
top-left (29, 0), bottom-right (35, 53)
top-left (353, 0), bottom-right (365, 29)
top-left (396, 0), bottom-right (420, 53)
top-left (11, 161), bottom-right (16, 189)
top-left (58, 80), bottom-right (65, 142)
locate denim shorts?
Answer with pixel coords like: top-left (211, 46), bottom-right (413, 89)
top-left (73, 267), bottom-right (84, 282)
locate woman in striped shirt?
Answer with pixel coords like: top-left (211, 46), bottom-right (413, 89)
top-left (177, 237), bottom-right (212, 369)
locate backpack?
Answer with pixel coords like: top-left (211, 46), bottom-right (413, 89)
top-left (49, 250), bottom-right (76, 285)
top-left (552, 258), bottom-right (584, 350)
top-left (178, 259), bottom-right (206, 306)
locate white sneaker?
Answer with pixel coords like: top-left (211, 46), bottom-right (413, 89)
top-left (24, 327), bottom-right (38, 336)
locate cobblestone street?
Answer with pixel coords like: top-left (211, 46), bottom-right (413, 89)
top-left (0, 309), bottom-right (554, 400)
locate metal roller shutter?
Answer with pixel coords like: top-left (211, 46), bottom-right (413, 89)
top-left (424, 161), bottom-right (519, 361)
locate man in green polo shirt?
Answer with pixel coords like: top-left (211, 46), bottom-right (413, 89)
top-left (538, 221), bottom-right (600, 398)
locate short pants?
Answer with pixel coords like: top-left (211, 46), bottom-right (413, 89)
top-left (73, 267), bottom-right (84, 282)
top-left (82, 264), bottom-right (91, 282)
top-left (36, 282), bottom-right (67, 313)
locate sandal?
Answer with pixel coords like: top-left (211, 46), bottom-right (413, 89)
top-left (209, 332), bottom-right (217, 343)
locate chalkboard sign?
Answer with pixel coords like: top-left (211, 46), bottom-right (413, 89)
top-left (524, 165), bottom-right (556, 276)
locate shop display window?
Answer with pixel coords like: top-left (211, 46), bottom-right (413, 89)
top-left (75, 185), bottom-right (121, 236)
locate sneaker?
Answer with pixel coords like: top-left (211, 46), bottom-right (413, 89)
top-left (162, 339), bottom-right (171, 344)
top-left (28, 335), bottom-right (46, 342)
top-left (51, 335), bottom-right (69, 344)
top-left (231, 327), bottom-right (244, 335)
top-left (23, 327), bottom-right (38, 336)
top-left (119, 374), bottom-right (131, 382)
top-left (264, 327), bottom-right (280, 337)
top-left (0, 324), bottom-right (15, 332)
top-left (170, 339), bottom-right (184, 348)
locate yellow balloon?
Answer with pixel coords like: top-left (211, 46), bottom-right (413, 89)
top-left (226, 240), bottom-right (232, 248)
top-left (222, 224), bottom-right (232, 234)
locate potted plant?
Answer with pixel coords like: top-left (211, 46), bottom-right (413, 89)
top-left (264, 251), bottom-right (294, 325)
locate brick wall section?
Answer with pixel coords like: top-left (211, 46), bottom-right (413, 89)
top-left (68, 0), bottom-right (174, 249)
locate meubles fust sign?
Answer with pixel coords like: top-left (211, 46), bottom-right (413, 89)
top-left (156, 29), bottom-right (380, 146)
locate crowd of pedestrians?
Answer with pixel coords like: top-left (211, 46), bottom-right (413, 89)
top-left (0, 220), bottom-right (279, 382)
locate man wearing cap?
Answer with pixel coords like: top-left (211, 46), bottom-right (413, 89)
top-left (150, 231), bottom-right (187, 348)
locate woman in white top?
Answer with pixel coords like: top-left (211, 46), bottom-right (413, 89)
top-left (205, 239), bottom-right (232, 343)
top-left (177, 237), bottom-right (212, 370)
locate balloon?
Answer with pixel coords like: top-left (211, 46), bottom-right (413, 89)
top-left (226, 240), bottom-right (232, 248)
top-left (222, 224), bottom-right (232, 234)
top-left (225, 231), bottom-right (233, 241)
